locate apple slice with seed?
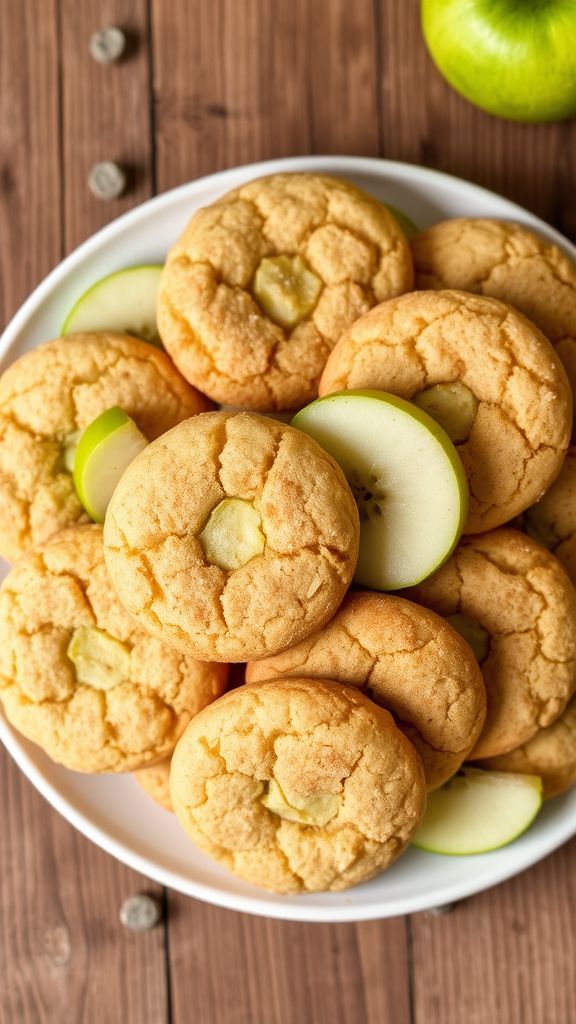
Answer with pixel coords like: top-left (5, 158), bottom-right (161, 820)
top-left (292, 389), bottom-right (468, 590)
top-left (73, 406), bottom-right (148, 523)
top-left (412, 767), bottom-right (543, 855)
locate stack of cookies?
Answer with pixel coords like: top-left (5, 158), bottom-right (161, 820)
top-left (1, 172), bottom-right (576, 895)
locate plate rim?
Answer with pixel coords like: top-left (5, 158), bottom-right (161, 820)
top-left (2, 153), bottom-right (576, 922)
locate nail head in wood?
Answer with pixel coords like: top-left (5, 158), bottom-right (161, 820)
top-left (89, 26), bottom-right (126, 64)
top-left (119, 893), bottom-right (162, 932)
top-left (88, 161), bottom-right (126, 200)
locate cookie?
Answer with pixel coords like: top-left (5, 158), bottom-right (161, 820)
top-left (0, 525), bottom-right (228, 772)
top-left (246, 592), bottom-right (486, 790)
top-left (412, 218), bottom-right (576, 408)
top-left (0, 332), bottom-right (210, 562)
top-left (319, 290), bottom-right (572, 533)
top-left (104, 411), bottom-right (359, 662)
top-left (134, 756), bottom-right (173, 811)
top-left (524, 446), bottom-right (576, 583)
top-left (406, 529), bottom-right (576, 759)
top-left (481, 695), bottom-right (576, 799)
top-left (157, 173), bottom-right (413, 410)
top-left (170, 677), bottom-right (426, 894)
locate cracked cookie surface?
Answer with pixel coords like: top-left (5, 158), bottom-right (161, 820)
top-left (134, 756), bottom-right (174, 811)
top-left (0, 525), bottom-right (228, 772)
top-left (524, 446), bottom-right (576, 583)
top-left (246, 592), bottom-right (486, 790)
top-left (104, 411), bottom-right (360, 662)
top-left (0, 332), bottom-right (211, 562)
top-left (319, 290), bottom-right (572, 533)
top-left (170, 677), bottom-right (426, 893)
top-left (406, 529), bottom-right (576, 759)
top-left (482, 694), bottom-right (576, 799)
top-left (157, 173), bottom-right (413, 410)
top-left (412, 218), bottom-right (576, 409)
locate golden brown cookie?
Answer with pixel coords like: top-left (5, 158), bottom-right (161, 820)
top-left (134, 757), bottom-right (173, 811)
top-left (406, 529), bottom-right (576, 760)
top-left (524, 446), bottom-right (576, 583)
top-left (0, 332), bottom-right (210, 562)
top-left (319, 290), bottom-right (572, 533)
top-left (170, 677), bottom-right (426, 893)
top-left (412, 218), bottom-right (576, 407)
top-left (157, 173), bottom-right (413, 410)
top-left (246, 592), bottom-right (486, 790)
top-left (481, 695), bottom-right (576, 800)
top-left (0, 525), bottom-right (228, 772)
top-left (104, 411), bottom-right (359, 662)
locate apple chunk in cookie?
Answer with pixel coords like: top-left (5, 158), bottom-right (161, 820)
top-left (104, 412), bottom-right (360, 662)
top-left (292, 389), bottom-right (467, 590)
top-left (247, 592), bottom-right (486, 790)
top-left (319, 290), bottom-right (572, 534)
top-left (170, 678), bottom-right (426, 893)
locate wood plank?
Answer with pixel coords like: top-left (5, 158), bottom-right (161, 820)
top-left (411, 839), bottom-right (576, 1024)
top-left (376, 0), bottom-right (576, 239)
top-left (166, 893), bottom-right (411, 1024)
top-left (152, 0), bottom-right (380, 191)
top-left (0, 750), bottom-right (168, 1024)
top-left (1, 1), bottom-right (168, 1021)
top-left (59, 0), bottom-right (154, 251)
top-left (0, 0), bottom-right (62, 320)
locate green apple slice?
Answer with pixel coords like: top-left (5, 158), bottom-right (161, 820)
top-left (292, 390), bottom-right (468, 590)
top-left (73, 406), bottom-right (148, 523)
top-left (62, 265), bottom-right (163, 345)
top-left (412, 768), bottom-right (543, 855)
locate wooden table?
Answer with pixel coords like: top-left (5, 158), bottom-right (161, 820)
top-left (1, 3), bottom-right (575, 1022)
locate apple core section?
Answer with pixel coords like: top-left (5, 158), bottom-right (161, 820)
top-left (292, 390), bottom-right (468, 590)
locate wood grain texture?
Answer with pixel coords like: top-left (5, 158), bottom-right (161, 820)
top-left (152, 0), bottom-right (380, 189)
top-left (166, 895), bottom-right (411, 1024)
top-left (0, 751), bottom-right (168, 1024)
top-left (0, 0), bottom-right (61, 320)
top-left (59, 0), bottom-right (153, 251)
top-left (411, 840), bottom-right (576, 1024)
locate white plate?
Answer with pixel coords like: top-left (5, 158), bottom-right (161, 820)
top-left (2, 155), bottom-right (575, 922)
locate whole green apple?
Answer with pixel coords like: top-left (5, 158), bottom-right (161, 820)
top-left (421, 0), bottom-right (576, 122)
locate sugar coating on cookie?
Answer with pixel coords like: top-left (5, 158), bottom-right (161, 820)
top-left (319, 290), bottom-right (572, 533)
top-left (134, 756), bottom-right (173, 811)
top-left (412, 218), bottom-right (576, 406)
top-left (170, 678), bottom-right (426, 893)
top-left (406, 529), bottom-right (576, 760)
top-left (525, 446), bottom-right (576, 583)
top-left (157, 173), bottom-right (414, 410)
top-left (0, 525), bottom-right (228, 772)
top-left (104, 412), bottom-right (359, 662)
top-left (0, 332), bottom-right (211, 562)
top-left (246, 592), bottom-right (486, 790)
top-left (481, 694), bottom-right (576, 799)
